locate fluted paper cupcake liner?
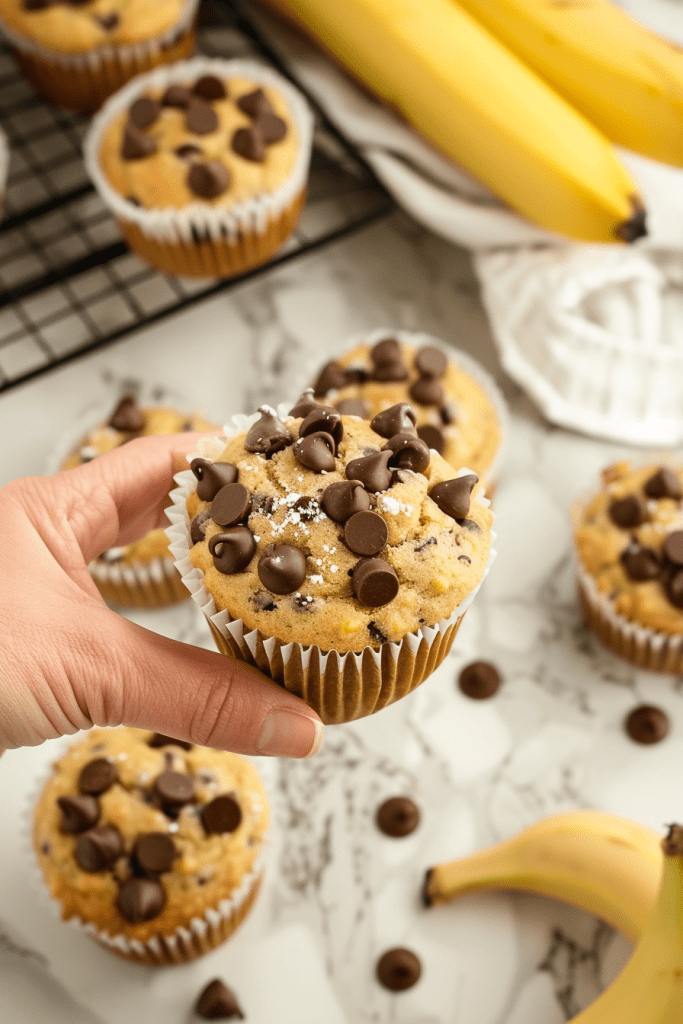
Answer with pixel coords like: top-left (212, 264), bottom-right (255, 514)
top-left (165, 410), bottom-right (496, 724)
top-left (572, 485), bottom-right (683, 674)
top-left (0, 126), bottom-right (9, 212)
top-left (83, 57), bottom-right (313, 279)
top-left (0, 0), bottom-right (199, 114)
top-left (25, 737), bottom-right (266, 967)
top-left (321, 328), bottom-right (509, 495)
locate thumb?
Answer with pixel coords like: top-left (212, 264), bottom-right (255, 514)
top-left (71, 606), bottom-right (324, 759)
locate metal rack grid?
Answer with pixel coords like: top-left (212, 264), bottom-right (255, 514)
top-left (0, 0), bottom-right (394, 393)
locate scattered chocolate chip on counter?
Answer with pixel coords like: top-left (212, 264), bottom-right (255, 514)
top-left (376, 947), bottom-right (422, 991)
top-left (376, 797), bottom-right (420, 838)
top-left (458, 661), bottom-right (501, 700)
top-left (624, 704), bottom-right (670, 745)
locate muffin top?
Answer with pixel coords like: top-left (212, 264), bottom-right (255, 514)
top-left (98, 72), bottom-right (298, 211)
top-left (310, 336), bottom-right (503, 485)
top-left (62, 395), bottom-right (218, 566)
top-left (33, 728), bottom-right (269, 942)
top-left (0, 0), bottom-right (190, 54)
top-left (575, 460), bottom-right (683, 635)
top-left (186, 401), bottom-right (493, 653)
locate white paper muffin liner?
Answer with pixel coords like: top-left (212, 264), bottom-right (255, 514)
top-left (0, 0), bottom-right (199, 70)
top-left (165, 408), bottom-right (496, 724)
top-left (315, 328), bottom-right (509, 493)
top-left (572, 483), bottom-right (683, 674)
top-left (25, 735), bottom-right (266, 967)
top-left (0, 126), bottom-right (9, 205)
top-left (83, 56), bottom-right (314, 248)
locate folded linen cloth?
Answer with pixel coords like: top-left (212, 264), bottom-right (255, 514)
top-left (247, 0), bottom-right (683, 445)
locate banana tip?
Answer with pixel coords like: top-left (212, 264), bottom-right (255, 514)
top-left (422, 868), bottom-right (434, 907)
top-left (616, 195), bottom-right (647, 244)
top-left (663, 823), bottom-right (683, 855)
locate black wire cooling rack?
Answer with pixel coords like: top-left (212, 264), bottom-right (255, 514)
top-left (0, 0), bottom-right (394, 393)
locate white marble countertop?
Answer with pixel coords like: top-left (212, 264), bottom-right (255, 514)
top-left (1, 209), bottom-right (680, 1024)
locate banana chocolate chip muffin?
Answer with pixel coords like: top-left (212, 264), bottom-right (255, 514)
top-left (33, 727), bottom-right (269, 965)
top-left (0, 0), bottom-right (199, 114)
top-left (309, 331), bottom-right (506, 490)
top-left (574, 460), bottom-right (683, 672)
top-left (60, 393), bottom-right (218, 609)
top-left (170, 399), bottom-right (494, 723)
top-left (84, 57), bottom-right (313, 279)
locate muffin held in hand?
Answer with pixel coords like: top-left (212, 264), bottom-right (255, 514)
top-left (574, 460), bottom-right (683, 672)
top-left (60, 393), bottom-right (219, 609)
top-left (310, 331), bottom-right (506, 491)
top-left (84, 57), bottom-right (313, 279)
top-left (33, 728), bottom-right (268, 966)
top-left (168, 400), bottom-right (494, 723)
top-left (0, 0), bottom-right (199, 114)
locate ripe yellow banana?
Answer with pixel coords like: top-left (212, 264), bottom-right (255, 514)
top-left (268, 0), bottom-right (647, 243)
top-left (423, 809), bottom-right (661, 943)
top-left (450, 0), bottom-right (683, 168)
top-left (569, 825), bottom-right (683, 1023)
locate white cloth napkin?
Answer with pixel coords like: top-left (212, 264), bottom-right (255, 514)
top-left (248, 0), bottom-right (683, 445)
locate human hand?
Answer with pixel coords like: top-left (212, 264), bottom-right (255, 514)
top-left (0, 434), bottom-right (324, 758)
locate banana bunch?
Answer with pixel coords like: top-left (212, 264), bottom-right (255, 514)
top-left (268, 0), bottom-right (666, 243)
top-left (425, 813), bottom-right (683, 1022)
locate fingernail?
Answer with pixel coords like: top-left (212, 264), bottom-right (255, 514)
top-left (257, 710), bottom-right (324, 758)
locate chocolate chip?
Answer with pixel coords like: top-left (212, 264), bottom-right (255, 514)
top-left (458, 517), bottom-right (481, 533)
top-left (458, 554), bottom-right (471, 563)
top-left (370, 403), bottom-right (417, 439)
top-left (117, 877), bottom-right (166, 923)
top-left (57, 795), bottom-right (99, 834)
top-left (664, 530), bottom-right (683, 566)
top-left (345, 366), bottom-right (369, 385)
top-left (95, 12), bottom-right (119, 30)
top-left (644, 467), bottom-right (682, 500)
top-left (372, 360), bottom-right (409, 382)
top-left (187, 160), bottom-right (230, 199)
top-left (154, 770), bottom-right (194, 808)
top-left (620, 543), bottom-right (661, 581)
top-left (417, 424), bottom-right (445, 454)
top-left (293, 431), bottom-right (336, 472)
top-left (211, 483), bottom-right (251, 527)
top-left (232, 125), bottom-right (266, 162)
top-left (458, 661), bottom-right (501, 699)
top-left (75, 825), bottom-right (123, 872)
top-left (371, 338), bottom-right (402, 366)
top-left (256, 112), bottom-right (287, 143)
top-left (367, 620), bottom-right (388, 644)
top-left (250, 493), bottom-right (277, 517)
top-left (376, 797), bottom-right (420, 837)
top-left (133, 833), bottom-right (176, 875)
top-left (193, 75), bottom-right (227, 100)
top-left (258, 543), bottom-right (307, 594)
top-left (79, 758), bottom-right (117, 796)
top-left (191, 509), bottom-right (213, 545)
top-left (299, 406), bottom-right (343, 448)
top-left (209, 527), bottom-right (256, 574)
top-left (321, 480), bottom-right (371, 522)
top-left (108, 395), bottom-right (145, 432)
top-left (440, 403), bottom-right (457, 426)
top-left (430, 474), bottom-right (478, 520)
top-left (237, 87), bottom-right (274, 119)
top-left (252, 593), bottom-right (278, 611)
top-left (414, 346), bottom-right (448, 378)
top-left (162, 84), bottom-right (192, 108)
top-left (352, 557), bottom-right (399, 606)
top-left (245, 406), bottom-right (292, 457)
top-left (289, 389), bottom-right (320, 418)
top-left (293, 593), bottom-right (315, 610)
top-left (625, 705), bottom-right (669, 745)
top-left (346, 449), bottom-right (394, 493)
top-left (121, 122), bottom-right (156, 160)
top-left (196, 979), bottom-right (244, 1020)
top-left (382, 433), bottom-right (431, 473)
top-left (312, 360), bottom-right (349, 396)
top-left (201, 795), bottom-right (242, 835)
top-left (129, 96), bottom-right (160, 129)
top-left (344, 510), bottom-right (388, 556)
top-left (148, 733), bottom-right (192, 750)
top-left (335, 398), bottom-right (370, 418)
top-left (175, 143), bottom-right (203, 160)
top-left (608, 494), bottom-right (648, 529)
top-left (126, 195), bottom-right (142, 207)
top-left (293, 496), bottom-right (320, 521)
top-left (665, 568), bottom-right (683, 608)
top-left (186, 99), bottom-right (219, 134)
top-left (376, 948), bottom-right (421, 991)
top-left (410, 376), bottom-right (445, 406)
top-left (191, 459), bottom-right (238, 502)
top-left (415, 536), bottom-right (437, 552)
